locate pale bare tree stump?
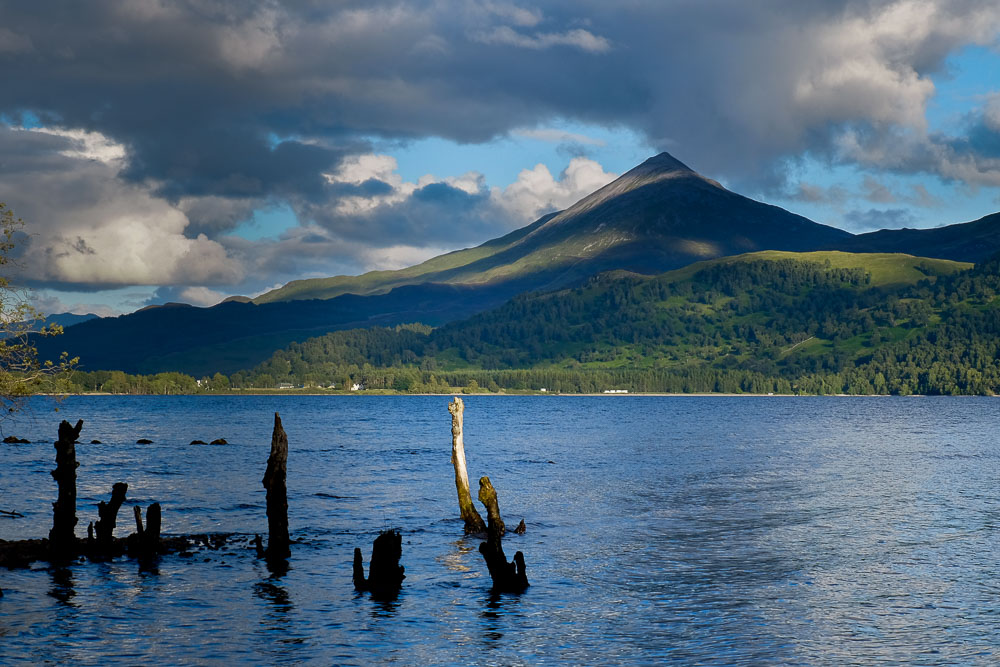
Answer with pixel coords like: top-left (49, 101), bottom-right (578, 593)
top-left (449, 397), bottom-right (485, 534)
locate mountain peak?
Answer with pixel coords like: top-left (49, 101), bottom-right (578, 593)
top-left (631, 151), bottom-right (694, 175)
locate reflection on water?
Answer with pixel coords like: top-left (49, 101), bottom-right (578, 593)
top-left (1, 395), bottom-right (1000, 664)
top-left (47, 567), bottom-right (76, 605)
top-left (368, 595), bottom-right (400, 618)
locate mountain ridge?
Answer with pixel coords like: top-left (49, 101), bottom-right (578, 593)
top-left (255, 151), bottom-right (853, 303)
top-left (33, 150), bottom-right (1000, 376)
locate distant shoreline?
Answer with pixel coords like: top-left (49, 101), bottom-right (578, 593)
top-left (35, 391), bottom-right (971, 398)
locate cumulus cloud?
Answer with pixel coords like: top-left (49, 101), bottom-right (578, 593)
top-left (301, 153), bottom-right (616, 248)
top-left (0, 126), bottom-right (243, 289)
top-left (493, 157), bottom-right (617, 221)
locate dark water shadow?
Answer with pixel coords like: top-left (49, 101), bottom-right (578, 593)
top-left (254, 574), bottom-right (308, 648)
top-left (264, 555), bottom-right (290, 578)
top-left (255, 580), bottom-right (292, 613)
top-left (368, 593), bottom-right (401, 618)
top-left (479, 590), bottom-right (524, 646)
top-left (47, 566), bottom-right (76, 606)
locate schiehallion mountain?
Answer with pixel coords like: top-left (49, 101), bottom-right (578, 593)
top-left (255, 152), bottom-right (852, 303)
top-left (36, 152), bottom-right (1000, 375)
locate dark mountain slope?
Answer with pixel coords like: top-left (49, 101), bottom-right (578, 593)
top-left (35, 282), bottom-right (514, 375)
top-left (833, 212), bottom-right (1000, 263)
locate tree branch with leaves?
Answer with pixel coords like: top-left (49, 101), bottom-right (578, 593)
top-left (0, 202), bottom-right (75, 411)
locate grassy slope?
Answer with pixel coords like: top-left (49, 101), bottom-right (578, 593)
top-left (253, 214), bottom-right (556, 304)
top-left (659, 250), bottom-right (971, 287)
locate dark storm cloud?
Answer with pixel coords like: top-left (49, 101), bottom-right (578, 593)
top-left (298, 180), bottom-right (504, 248)
top-left (5, 0), bottom-right (999, 199)
top-left (3, 0), bottom-right (1000, 302)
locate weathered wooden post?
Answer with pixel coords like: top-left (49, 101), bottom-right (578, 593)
top-left (49, 419), bottom-right (84, 556)
top-left (448, 397), bottom-right (485, 534)
top-left (478, 476), bottom-right (528, 593)
top-left (94, 482), bottom-right (128, 552)
top-left (262, 412), bottom-right (290, 560)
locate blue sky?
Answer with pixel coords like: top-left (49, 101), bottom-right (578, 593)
top-left (2, 1), bottom-right (1000, 316)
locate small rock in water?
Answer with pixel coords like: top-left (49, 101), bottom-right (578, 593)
top-left (90, 440), bottom-right (102, 444)
top-left (515, 519), bottom-right (526, 534)
top-left (136, 439), bottom-right (153, 444)
top-left (2, 436), bottom-right (29, 444)
top-left (209, 438), bottom-right (228, 445)
top-left (190, 440), bottom-right (207, 445)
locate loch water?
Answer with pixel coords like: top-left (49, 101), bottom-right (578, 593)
top-left (1, 395), bottom-right (999, 665)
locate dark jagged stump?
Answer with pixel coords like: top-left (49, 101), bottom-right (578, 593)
top-left (477, 476), bottom-right (528, 593)
top-left (94, 482), bottom-right (128, 556)
top-left (49, 419), bottom-right (84, 558)
top-left (353, 529), bottom-right (405, 598)
top-left (261, 413), bottom-right (290, 561)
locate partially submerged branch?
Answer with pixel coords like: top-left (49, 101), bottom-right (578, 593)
top-left (478, 476), bottom-right (528, 593)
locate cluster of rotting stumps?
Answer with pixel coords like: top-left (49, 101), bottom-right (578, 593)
top-left (0, 399), bottom-right (528, 601)
top-left (0, 418), bottom-right (246, 587)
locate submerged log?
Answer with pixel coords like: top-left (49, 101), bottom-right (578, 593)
top-left (262, 412), bottom-right (290, 560)
top-left (448, 397), bottom-right (486, 534)
top-left (94, 482), bottom-right (128, 552)
top-left (49, 419), bottom-right (84, 555)
top-left (353, 529), bottom-right (405, 597)
top-left (477, 476), bottom-right (528, 593)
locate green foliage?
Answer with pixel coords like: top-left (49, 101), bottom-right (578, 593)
top-left (0, 203), bottom-right (75, 408)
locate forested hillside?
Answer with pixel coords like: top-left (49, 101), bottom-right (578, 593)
top-left (59, 251), bottom-right (1000, 395)
top-left (219, 252), bottom-right (996, 394)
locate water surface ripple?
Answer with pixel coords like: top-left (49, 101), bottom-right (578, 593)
top-left (1, 395), bottom-right (999, 664)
